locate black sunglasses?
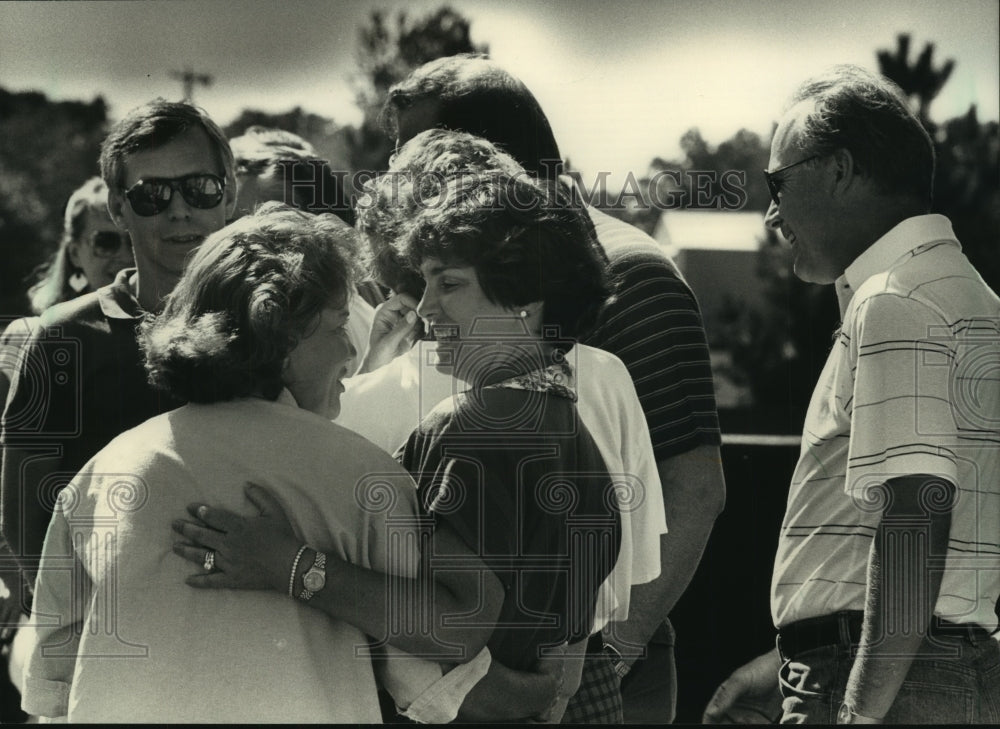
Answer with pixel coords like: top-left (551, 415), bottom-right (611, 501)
top-left (88, 230), bottom-right (132, 258)
top-left (763, 155), bottom-right (821, 206)
top-left (124, 173), bottom-right (226, 217)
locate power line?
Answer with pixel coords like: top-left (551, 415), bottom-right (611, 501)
top-left (169, 67), bottom-right (213, 103)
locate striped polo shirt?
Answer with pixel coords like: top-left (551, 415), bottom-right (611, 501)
top-left (584, 208), bottom-right (721, 461)
top-left (771, 214), bottom-right (1000, 630)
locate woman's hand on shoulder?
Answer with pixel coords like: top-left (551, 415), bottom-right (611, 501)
top-left (171, 482), bottom-right (301, 594)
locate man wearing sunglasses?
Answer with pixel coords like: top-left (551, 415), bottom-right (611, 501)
top-left (704, 66), bottom-right (1000, 725)
top-left (1, 100), bottom-right (236, 608)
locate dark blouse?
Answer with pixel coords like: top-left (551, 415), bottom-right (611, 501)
top-left (398, 366), bottom-right (621, 671)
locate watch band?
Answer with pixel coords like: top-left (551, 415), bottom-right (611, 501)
top-left (288, 545), bottom-right (308, 598)
top-left (297, 550), bottom-right (327, 602)
top-left (837, 701), bottom-right (883, 724)
top-left (603, 642), bottom-right (631, 679)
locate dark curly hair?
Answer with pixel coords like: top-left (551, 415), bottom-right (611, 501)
top-left (356, 128), bottom-right (528, 298)
top-left (397, 171), bottom-right (609, 340)
top-left (140, 202), bottom-right (359, 403)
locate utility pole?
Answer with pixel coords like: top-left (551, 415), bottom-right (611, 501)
top-left (170, 67), bottom-right (213, 103)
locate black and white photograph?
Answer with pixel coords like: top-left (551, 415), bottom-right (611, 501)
top-left (1, 0), bottom-right (998, 723)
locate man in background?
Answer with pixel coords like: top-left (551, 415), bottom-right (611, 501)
top-left (227, 125), bottom-right (379, 372)
top-left (703, 65), bottom-right (1000, 724)
top-left (2, 98), bottom-right (236, 617)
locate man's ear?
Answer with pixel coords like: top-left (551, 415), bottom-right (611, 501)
top-left (830, 147), bottom-right (860, 197)
top-left (518, 300), bottom-right (545, 331)
top-left (107, 192), bottom-right (128, 230)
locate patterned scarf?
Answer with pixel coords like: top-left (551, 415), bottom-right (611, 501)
top-left (481, 360), bottom-right (577, 402)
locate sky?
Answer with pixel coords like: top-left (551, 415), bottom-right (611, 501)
top-left (2, 0), bottom-right (998, 188)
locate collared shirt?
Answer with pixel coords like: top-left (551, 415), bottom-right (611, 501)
top-left (771, 214), bottom-right (1000, 630)
top-left (2, 268), bottom-right (182, 563)
top-left (98, 267), bottom-right (144, 319)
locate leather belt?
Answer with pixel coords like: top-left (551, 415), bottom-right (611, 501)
top-left (777, 611), bottom-right (993, 660)
top-left (778, 611), bottom-right (863, 659)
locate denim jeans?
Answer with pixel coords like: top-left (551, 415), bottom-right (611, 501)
top-left (778, 632), bottom-right (1000, 724)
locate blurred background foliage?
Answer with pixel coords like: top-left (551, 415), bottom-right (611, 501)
top-left (0, 91), bottom-right (109, 319)
top-left (711, 33), bottom-right (1000, 431)
top-left (1, 13), bottom-right (996, 436)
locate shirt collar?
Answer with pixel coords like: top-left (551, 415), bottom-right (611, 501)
top-left (834, 214), bottom-right (958, 317)
top-left (97, 268), bottom-right (144, 320)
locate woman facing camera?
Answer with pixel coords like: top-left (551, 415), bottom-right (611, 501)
top-left (20, 203), bottom-right (488, 723)
top-left (1, 177), bottom-right (133, 402)
top-left (28, 176), bottom-right (135, 315)
top-left (171, 174), bottom-right (624, 722)
top-left (398, 171), bottom-right (624, 670)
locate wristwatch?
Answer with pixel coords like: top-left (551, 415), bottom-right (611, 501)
top-left (837, 702), bottom-right (855, 724)
top-left (298, 550), bottom-right (327, 601)
top-left (602, 642), bottom-right (631, 680)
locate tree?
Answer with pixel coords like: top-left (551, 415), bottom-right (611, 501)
top-left (600, 127), bottom-right (771, 235)
top-left (877, 34), bottom-right (999, 294)
top-left (216, 6), bottom-right (489, 209)
top-left (346, 6), bottom-right (488, 173)
top-left (0, 89), bottom-right (108, 317)
top-left (877, 33), bottom-right (954, 123)
top-left (931, 108), bottom-right (1000, 293)
top-left (715, 228), bottom-right (839, 432)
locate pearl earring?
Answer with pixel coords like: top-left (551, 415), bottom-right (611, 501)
top-left (519, 310), bottom-right (528, 318)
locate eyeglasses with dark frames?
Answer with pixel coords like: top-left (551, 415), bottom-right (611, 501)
top-left (763, 155), bottom-right (821, 206)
